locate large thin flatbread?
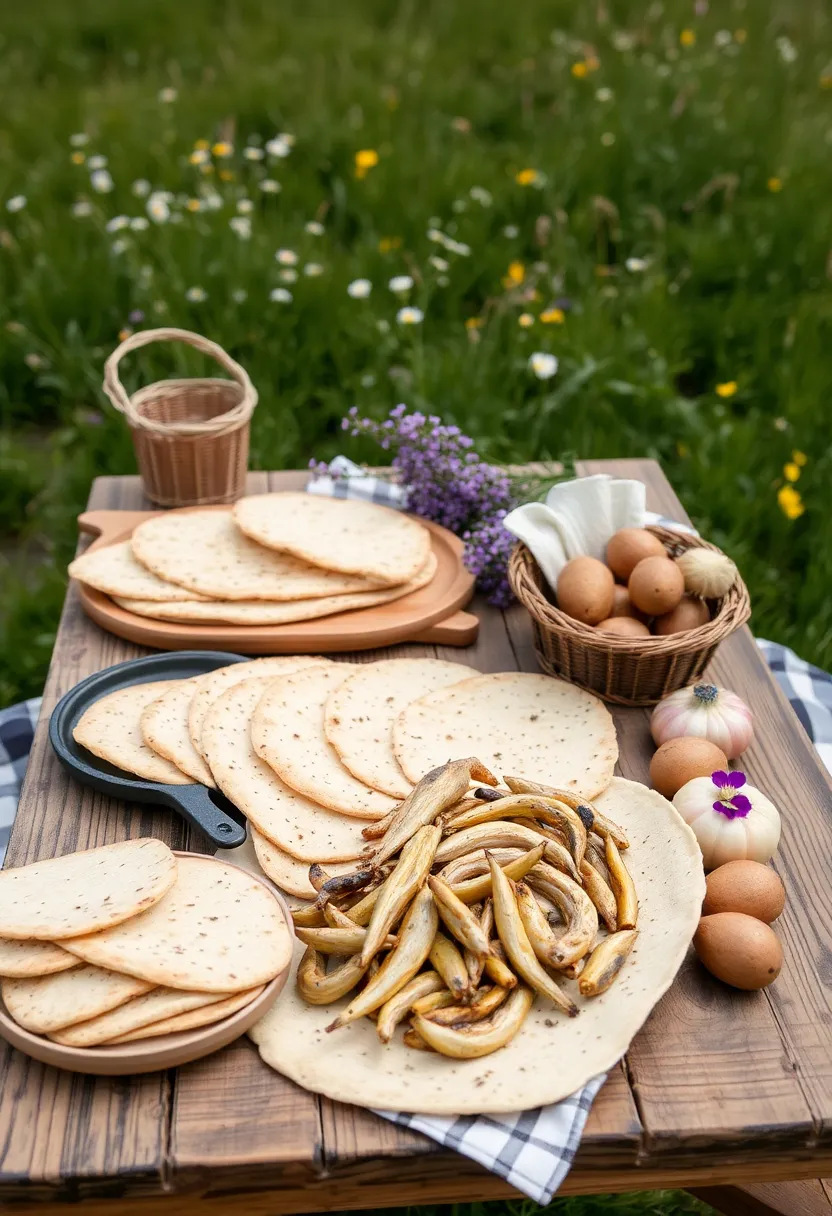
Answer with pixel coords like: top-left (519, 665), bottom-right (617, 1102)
top-left (188, 657), bottom-right (327, 761)
top-left (68, 541), bottom-right (208, 602)
top-left (2, 965), bottom-right (152, 1034)
top-left (0, 838), bottom-right (177, 940)
top-left (61, 855), bottom-right (292, 993)
top-left (251, 666), bottom-right (397, 819)
top-left (108, 987), bottom-right (263, 1043)
top-left (140, 679), bottom-right (215, 787)
top-left (113, 551), bottom-right (437, 625)
top-left (202, 678), bottom-right (371, 862)
top-left (325, 659), bottom-right (475, 798)
top-left (73, 681), bottom-right (195, 785)
top-left (393, 672), bottom-right (617, 798)
top-left (130, 509), bottom-right (388, 601)
top-left (234, 493), bottom-right (431, 586)
top-left (251, 778), bottom-right (705, 1114)
top-left (250, 829), bottom-right (354, 899)
top-left (0, 939), bottom-right (79, 978)
top-left (50, 986), bottom-right (229, 1047)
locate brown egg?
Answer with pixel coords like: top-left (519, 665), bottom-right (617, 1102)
top-left (703, 860), bottom-right (786, 923)
top-left (654, 594), bottom-right (710, 636)
top-left (628, 555), bottom-right (685, 616)
top-left (557, 557), bottom-right (615, 625)
top-left (694, 912), bottom-right (782, 990)
top-left (609, 585), bottom-right (648, 621)
top-left (649, 736), bottom-right (728, 799)
top-left (606, 528), bottom-right (667, 581)
top-left (596, 617), bottom-right (651, 638)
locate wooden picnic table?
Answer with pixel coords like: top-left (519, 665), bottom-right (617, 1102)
top-left (2, 458), bottom-right (832, 1216)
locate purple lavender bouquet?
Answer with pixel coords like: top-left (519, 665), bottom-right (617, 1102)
top-left (311, 405), bottom-right (565, 606)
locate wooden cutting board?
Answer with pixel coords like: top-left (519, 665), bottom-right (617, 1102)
top-left (74, 508), bottom-right (479, 653)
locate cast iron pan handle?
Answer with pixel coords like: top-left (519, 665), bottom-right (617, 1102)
top-left (154, 785), bottom-right (246, 848)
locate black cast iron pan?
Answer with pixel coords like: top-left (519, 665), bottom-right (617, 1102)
top-left (50, 651), bottom-right (248, 848)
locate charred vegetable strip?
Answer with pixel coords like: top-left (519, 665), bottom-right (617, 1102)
top-left (361, 810), bottom-right (396, 841)
top-left (403, 1027), bottom-right (434, 1051)
top-left (296, 926), bottom-right (397, 955)
top-left (424, 984), bottom-right (510, 1027)
top-left (323, 903), bottom-right (358, 930)
top-left (375, 970), bottom-right (445, 1043)
top-left (465, 901), bottom-right (492, 987)
top-left (435, 822), bottom-right (579, 882)
top-left (579, 860), bottom-right (618, 932)
top-left (359, 824), bottom-right (440, 966)
top-left (579, 930), bottom-right (638, 997)
top-left (296, 947), bottom-right (370, 1005)
top-left (411, 989), bottom-right (455, 1016)
top-left (343, 882), bottom-right (383, 926)
top-left (428, 875), bottom-right (494, 959)
top-left (290, 904), bottom-right (326, 928)
top-left (372, 758), bottom-right (498, 866)
top-left (605, 838), bottom-right (638, 930)
top-left (484, 942), bottom-right (518, 990)
top-left (313, 868), bottom-right (375, 909)
top-left (445, 844), bottom-right (546, 903)
top-left (443, 795), bottom-right (587, 867)
top-left (514, 881), bottom-right (565, 968)
top-left (525, 861), bottom-right (599, 968)
top-left (503, 776), bottom-right (629, 850)
top-left (428, 930), bottom-right (472, 1001)
top-left (412, 984), bottom-right (534, 1058)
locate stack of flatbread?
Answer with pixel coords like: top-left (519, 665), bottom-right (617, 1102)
top-left (68, 494), bottom-right (436, 627)
top-left (0, 840), bottom-right (291, 1047)
top-left (71, 657), bottom-right (619, 901)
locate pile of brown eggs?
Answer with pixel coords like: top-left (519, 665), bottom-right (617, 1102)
top-left (555, 528), bottom-right (710, 639)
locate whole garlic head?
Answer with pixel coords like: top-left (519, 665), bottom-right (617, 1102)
top-left (675, 548), bottom-right (738, 599)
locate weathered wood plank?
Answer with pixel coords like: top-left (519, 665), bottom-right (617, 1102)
top-left (692, 1180), bottom-right (832, 1216)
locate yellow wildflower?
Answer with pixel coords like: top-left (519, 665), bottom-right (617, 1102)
top-left (378, 236), bottom-right (402, 253)
top-left (792, 450), bottom-right (808, 466)
top-left (768, 177), bottom-right (783, 193)
top-left (783, 462), bottom-right (801, 483)
top-left (777, 485), bottom-right (805, 520)
top-left (540, 308), bottom-right (565, 324)
top-left (219, 169), bottom-right (235, 182)
top-left (465, 316), bottom-right (484, 330)
top-left (585, 55), bottom-right (601, 72)
top-left (680, 29), bottom-right (696, 47)
top-left (734, 29), bottom-right (747, 44)
top-left (503, 261), bottom-right (525, 288)
top-left (185, 199), bottom-right (201, 212)
top-left (677, 441), bottom-right (690, 458)
top-left (518, 313), bottom-right (534, 328)
top-left (571, 62), bottom-right (588, 78)
top-left (355, 149), bottom-right (379, 179)
top-left (194, 139), bottom-right (210, 151)
top-left (716, 381), bottom-right (737, 398)
top-left (71, 151), bottom-right (85, 165)
top-left (118, 327), bottom-right (132, 342)
top-left (821, 74), bottom-right (832, 90)
top-left (189, 149), bottom-right (209, 165)
top-left (515, 168), bottom-right (540, 187)
top-left (212, 142), bottom-right (233, 158)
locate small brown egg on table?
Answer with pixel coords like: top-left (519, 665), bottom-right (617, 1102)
top-left (556, 556), bottom-right (615, 625)
top-left (609, 585), bottom-right (648, 621)
top-left (596, 617), bottom-right (651, 639)
top-left (654, 594), bottom-right (710, 635)
top-left (703, 860), bottom-right (786, 923)
top-left (606, 528), bottom-right (666, 581)
top-left (649, 736), bottom-right (728, 799)
top-left (628, 555), bottom-right (685, 616)
top-left (694, 911), bottom-right (782, 990)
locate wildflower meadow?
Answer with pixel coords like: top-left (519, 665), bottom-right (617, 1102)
top-left (1, 0), bottom-right (830, 723)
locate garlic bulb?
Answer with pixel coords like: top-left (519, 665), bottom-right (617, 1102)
top-left (651, 683), bottom-right (754, 758)
top-left (673, 771), bottom-right (780, 870)
top-left (675, 549), bottom-right (738, 599)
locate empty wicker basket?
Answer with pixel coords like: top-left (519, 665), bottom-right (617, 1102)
top-left (103, 327), bottom-right (258, 507)
top-left (508, 526), bottom-right (751, 706)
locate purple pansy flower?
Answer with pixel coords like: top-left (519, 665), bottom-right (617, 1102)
top-left (711, 770), bottom-right (752, 819)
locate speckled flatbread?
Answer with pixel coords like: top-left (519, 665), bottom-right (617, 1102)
top-left (61, 855), bottom-right (292, 993)
top-left (251, 666), bottom-right (397, 820)
top-left (0, 938), bottom-right (79, 979)
top-left (250, 829), bottom-right (355, 899)
top-left (393, 672), bottom-right (618, 798)
top-left (140, 679), bottom-right (215, 787)
top-left (50, 986), bottom-right (229, 1047)
top-left (0, 839), bottom-right (177, 940)
top-left (73, 681), bottom-right (195, 785)
top-left (234, 493), bottom-right (431, 586)
top-left (202, 678), bottom-right (371, 863)
top-left (130, 509), bottom-right (388, 601)
top-left (324, 658), bottom-right (476, 798)
top-left (2, 965), bottom-right (152, 1034)
top-left (107, 987), bottom-right (263, 1043)
top-left (68, 541), bottom-right (208, 602)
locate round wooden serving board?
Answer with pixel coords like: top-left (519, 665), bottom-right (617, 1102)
top-left (75, 507), bottom-right (479, 653)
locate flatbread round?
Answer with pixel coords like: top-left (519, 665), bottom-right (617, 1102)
top-left (73, 681), bottom-right (195, 785)
top-left (130, 509), bottom-right (388, 601)
top-left (251, 666), bottom-right (397, 820)
top-left (61, 855), bottom-right (292, 993)
top-left (188, 657), bottom-right (327, 761)
top-left (2, 966), bottom-right (152, 1034)
top-left (68, 541), bottom-right (208, 602)
top-left (0, 839), bottom-right (177, 940)
top-left (0, 939), bottom-right (79, 978)
top-left (234, 493), bottom-right (431, 586)
top-left (393, 672), bottom-right (617, 798)
top-left (250, 829), bottom-right (355, 899)
top-left (107, 987), bottom-right (263, 1043)
top-left (112, 551), bottom-right (437, 625)
top-left (202, 679), bottom-right (371, 863)
top-left (140, 679), bottom-right (214, 787)
top-left (250, 778), bottom-right (705, 1114)
top-left (325, 659), bottom-right (475, 797)
top-left (50, 986), bottom-right (230, 1047)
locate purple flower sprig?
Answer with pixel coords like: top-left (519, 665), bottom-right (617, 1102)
top-left (711, 770), bottom-right (752, 819)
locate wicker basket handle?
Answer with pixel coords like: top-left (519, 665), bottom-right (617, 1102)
top-left (102, 327), bottom-right (258, 434)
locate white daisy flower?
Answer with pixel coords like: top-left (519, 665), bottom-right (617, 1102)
top-left (280, 132), bottom-right (296, 146)
top-left (714, 29), bottom-right (732, 47)
top-left (230, 216), bottom-right (252, 239)
top-left (625, 257), bottom-right (649, 272)
top-left (503, 224), bottom-right (519, 238)
top-left (70, 132), bottom-right (89, 147)
top-left (146, 192), bottom-right (170, 223)
top-left (427, 228), bottom-right (444, 243)
top-left (389, 275), bottom-right (414, 293)
top-left (130, 216), bottom-right (149, 231)
top-left (276, 248), bottom-right (298, 265)
top-left (266, 135), bottom-right (292, 158)
top-left (158, 86), bottom-right (178, 103)
top-left (132, 179), bottom-right (151, 197)
top-left (201, 190), bottom-right (223, 211)
top-left (91, 170), bottom-right (114, 194)
top-left (111, 238), bottom-right (129, 256)
top-left (469, 186), bottom-right (493, 207)
top-left (189, 148), bottom-right (210, 166)
top-left (105, 215), bottom-right (129, 232)
top-left (279, 268), bottom-right (298, 283)
top-left (237, 198), bottom-right (254, 214)
top-left (88, 154), bottom-right (108, 171)
top-left (269, 287), bottom-right (292, 302)
top-left (244, 147), bottom-right (264, 161)
top-left (397, 306), bottom-right (423, 325)
top-left (347, 278), bottom-right (372, 298)
top-left (185, 286), bottom-right (207, 302)
top-left (259, 179), bottom-right (281, 193)
top-left (305, 220), bottom-right (325, 235)
top-left (429, 255), bottom-right (449, 271)
top-left (529, 351), bottom-right (558, 379)
top-left (5, 195), bottom-right (26, 213)
top-left (231, 288), bottom-right (248, 303)
top-left (304, 262), bottom-right (324, 276)
top-left (71, 200), bottom-right (93, 218)
top-left (595, 86), bottom-right (614, 101)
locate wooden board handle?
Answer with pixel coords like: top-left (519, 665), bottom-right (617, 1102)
top-left (411, 611), bottom-right (479, 646)
top-left (78, 510), bottom-right (157, 541)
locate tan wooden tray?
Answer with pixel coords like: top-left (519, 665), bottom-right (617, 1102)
top-left (74, 508), bottom-right (479, 652)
